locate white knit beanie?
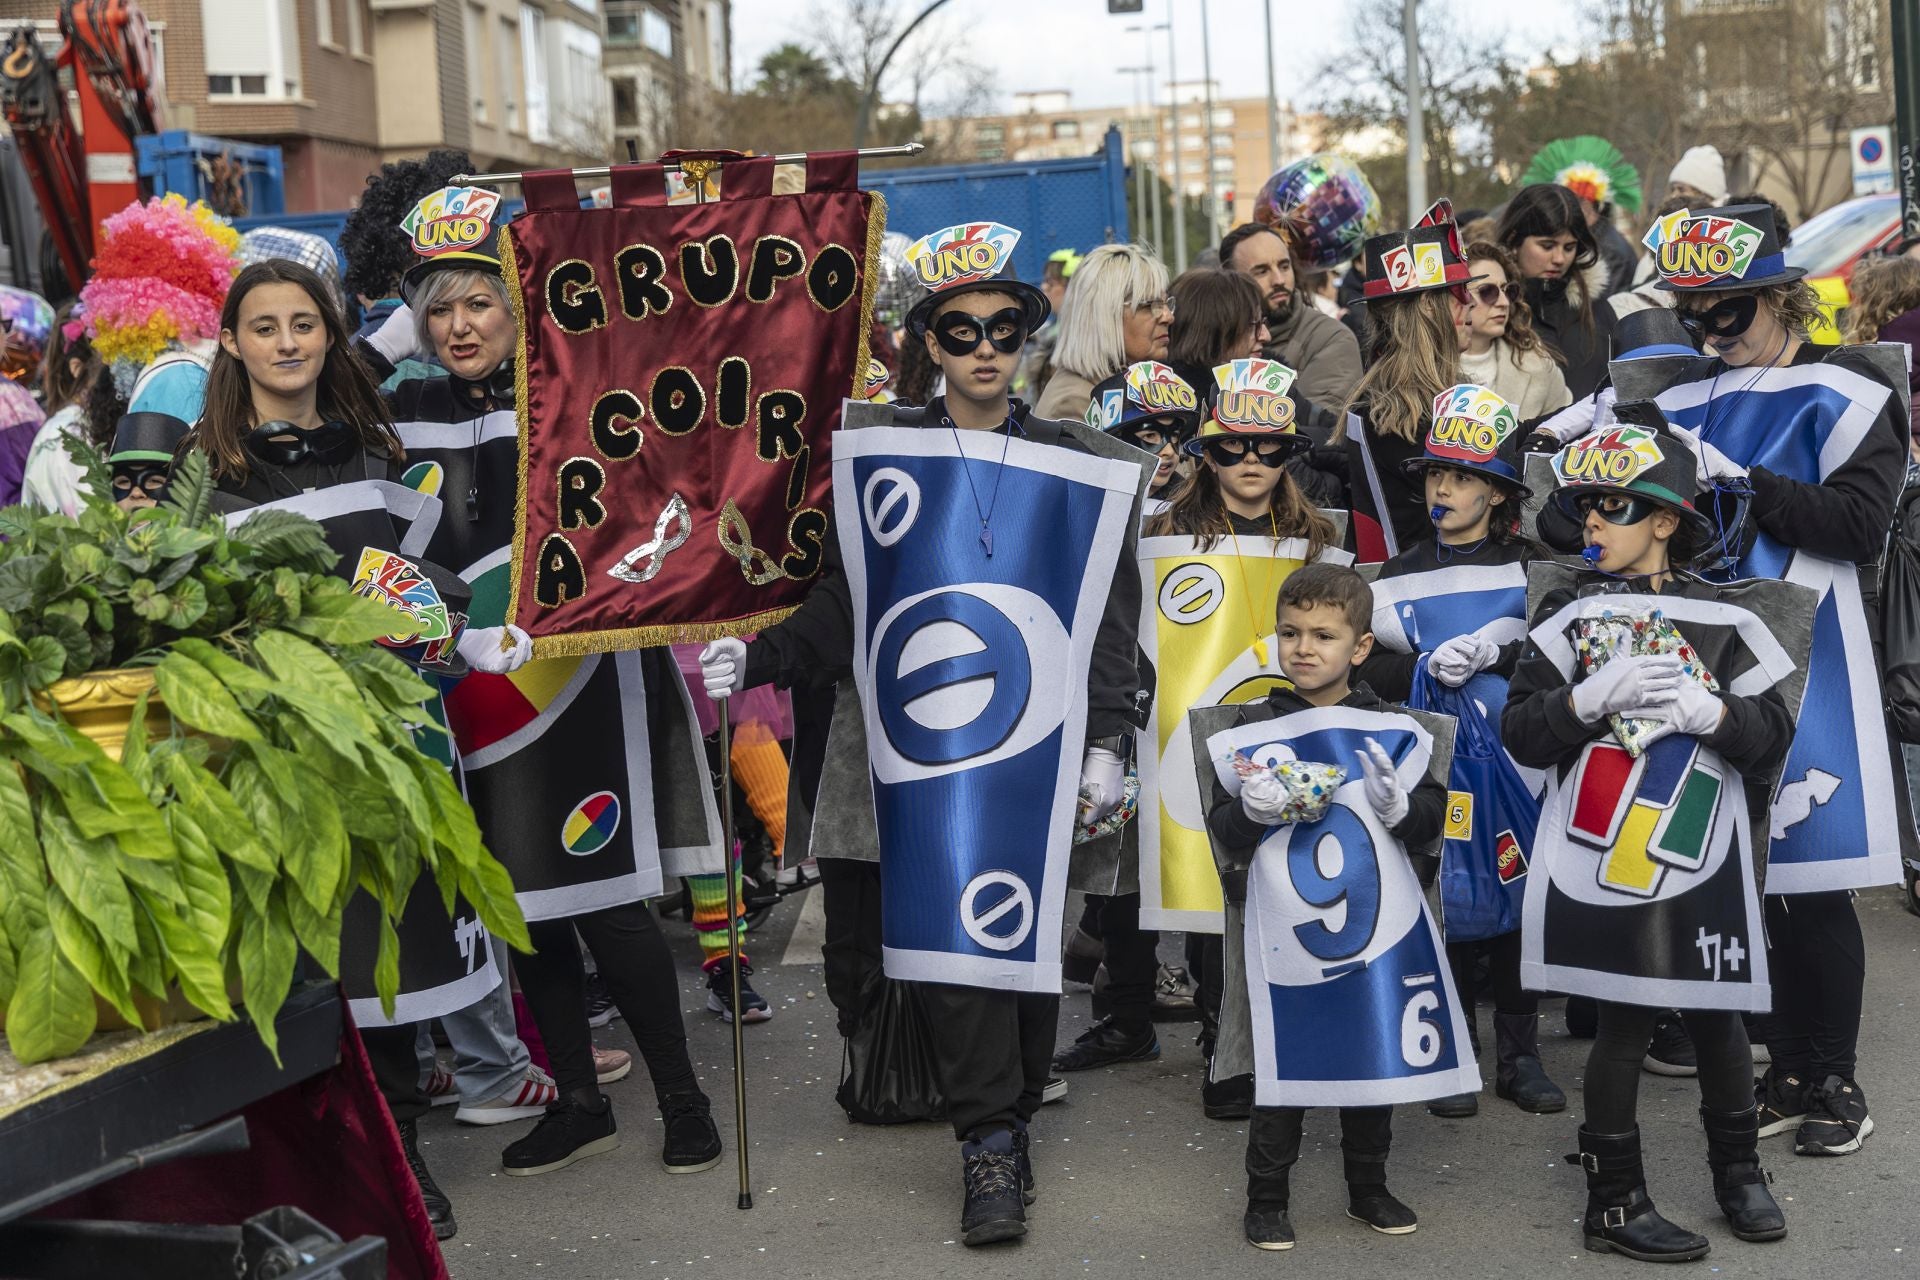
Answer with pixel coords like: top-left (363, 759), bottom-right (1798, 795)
top-left (1667, 146), bottom-right (1729, 206)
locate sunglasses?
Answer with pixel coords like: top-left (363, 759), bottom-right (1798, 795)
top-left (1677, 294), bottom-right (1759, 341)
top-left (1204, 437), bottom-right (1293, 468)
top-left (1470, 282), bottom-right (1519, 308)
top-left (1573, 492), bottom-right (1658, 525)
top-left (932, 307), bottom-right (1028, 356)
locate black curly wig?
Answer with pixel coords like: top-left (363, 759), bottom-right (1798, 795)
top-left (340, 149), bottom-right (476, 304)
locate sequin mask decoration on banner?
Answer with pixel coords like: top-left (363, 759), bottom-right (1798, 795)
top-left (903, 222), bottom-right (1022, 292)
top-left (1642, 209), bottom-right (1765, 289)
top-left (401, 186), bottom-right (502, 257)
top-left (1211, 357), bottom-right (1298, 431)
top-left (1427, 384), bottom-right (1518, 465)
top-left (1554, 426), bottom-right (1665, 489)
top-left (1128, 360), bottom-right (1199, 415)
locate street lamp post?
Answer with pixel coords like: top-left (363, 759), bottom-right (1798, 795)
top-left (1167, 0), bottom-right (1186, 271)
top-left (1127, 20), bottom-right (1168, 260)
top-left (1199, 0), bottom-right (1220, 243)
top-left (1119, 64), bottom-right (1152, 254)
top-left (1404, 0), bottom-right (1426, 218)
top-left (1263, 0), bottom-right (1280, 176)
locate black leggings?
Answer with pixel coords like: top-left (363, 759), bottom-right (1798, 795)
top-left (1445, 931), bottom-right (1535, 1017)
top-left (1584, 1003), bottom-right (1750, 1131)
top-left (1754, 890), bottom-right (1864, 1082)
top-left (515, 901), bottom-right (699, 1103)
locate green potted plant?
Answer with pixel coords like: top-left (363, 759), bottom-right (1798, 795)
top-left (0, 452), bottom-right (528, 1065)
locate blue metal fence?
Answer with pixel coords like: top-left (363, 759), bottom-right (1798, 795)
top-left (134, 130), bottom-right (286, 217)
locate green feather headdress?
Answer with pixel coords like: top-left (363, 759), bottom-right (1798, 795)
top-left (1522, 136), bottom-right (1643, 214)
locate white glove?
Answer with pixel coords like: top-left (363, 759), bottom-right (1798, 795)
top-left (1356, 737), bottom-right (1409, 829)
top-left (1427, 633), bottom-right (1499, 688)
top-left (698, 637), bottom-right (747, 700)
top-left (1078, 745), bottom-right (1126, 825)
top-left (1570, 653), bottom-right (1686, 725)
top-left (1239, 770), bottom-right (1292, 827)
top-left (456, 624), bottom-right (533, 675)
top-left (363, 303), bottom-right (419, 366)
top-left (1539, 386), bottom-right (1617, 444)
top-left (1620, 681), bottom-right (1726, 748)
top-left (1668, 423), bottom-right (1748, 484)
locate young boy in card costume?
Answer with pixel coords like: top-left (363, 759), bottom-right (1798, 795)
top-left (1200, 564), bottom-right (1470, 1251)
top-left (354, 186), bottom-right (730, 1183)
top-left (700, 222), bottom-right (1151, 1246)
top-left (1503, 412), bottom-right (1815, 1262)
top-left (1127, 360), bottom-right (1350, 1120)
top-left (1358, 384), bottom-right (1562, 1119)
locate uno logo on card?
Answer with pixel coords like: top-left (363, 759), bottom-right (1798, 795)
top-left (904, 222), bottom-right (1021, 291)
top-left (1563, 737), bottom-right (1724, 901)
top-left (1428, 384), bottom-right (1517, 462)
top-left (352, 547), bottom-right (450, 647)
top-left (1555, 426), bottom-right (1664, 487)
top-left (562, 791), bottom-right (621, 855)
top-left (866, 583), bottom-right (1070, 783)
top-left (400, 185), bottom-right (501, 257)
top-left (1495, 829), bottom-right (1528, 883)
top-left (1214, 390), bottom-right (1295, 431)
top-left (1127, 361), bottom-right (1197, 414)
top-left (1653, 214), bottom-right (1764, 287)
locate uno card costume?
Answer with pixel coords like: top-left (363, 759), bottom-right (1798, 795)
top-left (1504, 423), bottom-right (1815, 1011)
top-left (1136, 360), bottom-right (1354, 933)
top-left (372, 187), bottom-right (722, 922)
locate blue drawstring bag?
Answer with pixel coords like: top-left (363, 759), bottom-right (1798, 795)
top-left (1409, 665), bottom-right (1540, 942)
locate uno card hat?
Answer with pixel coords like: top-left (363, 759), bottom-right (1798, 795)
top-left (1647, 203), bottom-right (1804, 292)
top-left (108, 411), bottom-right (190, 465)
top-left (902, 222), bottom-right (1051, 336)
top-left (1359, 198), bottom-right (1482, 300)
top-left (1088, 360), bottom-right (1202, 440)
top-left (1610, 306), bottom-right (1699, 360)
top-left (1548, 403), bottom-right (1712, 535)
top-left (1402, 383), bottom-right (1531, 497)
top-left (350, 545), bottom-right (474, 680)
top-left (1182, 357), bottom-right (1312, 459)
top-left (399, 185), bottom-right (506, 305)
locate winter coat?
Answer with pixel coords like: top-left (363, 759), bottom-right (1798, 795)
top-left (1525, 275), bottom-right (1616, 402)
top-left (1459, 340), bottom-right (1573, 421)
top-left (1034, 365), bottom-right (1101, 424)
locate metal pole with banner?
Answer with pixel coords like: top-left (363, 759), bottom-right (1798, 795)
top-left (1895, 0), bottom-right (1920, 244)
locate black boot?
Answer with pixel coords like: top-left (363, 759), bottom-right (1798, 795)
top-left (397, 1118), bottom-right (456, 1240)
top-left (1245, 1110), bottom-right (1299, 1249)
top-left (1701, 1107), bottom-right (1787, 1242)
top-left (1574, 1126), bottom-right (1710, 1262)
top-left (960, 1129), bottom-right (1027, 1246)
top-left (1494, 1011), bottom-right (1566, 1113)
top-left (1429, 1009), bottom-right (1481, 1117)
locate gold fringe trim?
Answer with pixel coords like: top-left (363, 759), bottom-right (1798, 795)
top-left (501, 226), bottom-right (538, 636)
top-left (846, 191), bottom-right (888, 412)
top-left (528, 604), bottom-right (801, 659)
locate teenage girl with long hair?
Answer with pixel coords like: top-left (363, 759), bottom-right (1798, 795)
top-left (1496, 184), bottom-right (1617, 401)
top-left (1457, 241), bottom-right (1572, 419)
top-left (1343, 285), bottom-right (1463, 553)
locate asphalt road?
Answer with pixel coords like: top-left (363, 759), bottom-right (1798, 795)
top-left (429, 884), bottom-right (1920, 1278)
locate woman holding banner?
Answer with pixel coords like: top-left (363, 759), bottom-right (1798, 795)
top-left (357, 187), bottom-right (728, 1183)
top-left (1133, 359), bottom-right (1348, 1120)
top-left (1357, 385), bottom-right (1561, 1120)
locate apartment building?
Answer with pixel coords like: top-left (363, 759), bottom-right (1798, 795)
top-left (603, 0), bottom-right (728, 161)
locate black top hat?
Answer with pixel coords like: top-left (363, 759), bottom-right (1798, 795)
top-left (1360, 199), bottom-right (1481, 300)
top-left (399, 185), bottom-right (506, 306)
top-left (1547, 401), bottom-right (1713, 534)
top-left (1088, 360), bottom-right (1203, 440)
top-left (902, 222), bottom-right (1051, 337)
top-left (109, 411), bottom-right (190, 465)
top-left (1610, 307), bottom-right (1699, 360)
top-left (1649, 203), bottom-right (1805, 292)
top-left (1401, 384), bottom-right (1532, 498)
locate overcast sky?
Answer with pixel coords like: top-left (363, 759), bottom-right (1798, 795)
top-left (727, 0), bottom-right (1587, 114)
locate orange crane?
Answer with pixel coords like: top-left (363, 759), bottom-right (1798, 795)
top-left (0, 0), bottom-right (163, 296)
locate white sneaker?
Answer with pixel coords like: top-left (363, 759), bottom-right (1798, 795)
top-left (456, 1065), bottom-right (560, 1126)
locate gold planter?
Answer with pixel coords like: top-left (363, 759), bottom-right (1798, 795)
top-left (33, 667), bottom-right (172, 762)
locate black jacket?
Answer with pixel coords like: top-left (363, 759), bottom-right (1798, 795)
top-left (1203, 682), bottom-right (1446, 896)
top-left (1345, 405), bottom-right (1432, 555)
top-left (1595, 219), bottom-right (1637, 300)
top-left (1500, 574), bottom-right (1794, 783)
top-left (1526, 276), bottom-right (1616, 402)
top-left (745, 396), bottom-right (1145, 741)
top-left (1356, 535), bottom-right (1536, 700)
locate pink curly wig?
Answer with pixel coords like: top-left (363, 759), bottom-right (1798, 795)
top-left (80, 195), bottom-right (241, 387)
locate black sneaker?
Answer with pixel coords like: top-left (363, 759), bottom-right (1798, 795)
top-left (960, 1130), bottom-right (1027, 1246)
top-left (660, 1091), bottom-right (724, 1173)
top-left (1643, 1012), bottom-right (1698, 1077)
top-left (1755, 1068), bottom-right (1810, 1138)
top-left (398, 1119), bottom-right (456, 1240)
top-left (1012, 1125), bottom-right (1036, 1205)
top-left (502, 1095), bottom-right (620, 1176)
top-left (1795, 1075), bottom-right (1873, 1156)
top-left (705, 957), bottom-right (772, 1023)
top-left (1041, 1075), bottom-right (1068, 1105)
top-left (1244, 1204), bottom-right (1296, 1250)
top-left (1203, 1072), bottom-right (1254, 1120)
top-left (1051, 1017), bottom-right (1159, 1072)
top-left (1427, 1092), bottom-right (1478, 1118)
top-left (585, 973), bottom-right (618, 1029)
top-left (1348, 1188), bottom-right (1419, 1235)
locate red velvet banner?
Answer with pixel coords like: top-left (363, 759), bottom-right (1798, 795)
top-left (503, 153), bottom-right (882, 652)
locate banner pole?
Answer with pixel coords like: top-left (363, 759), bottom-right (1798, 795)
top-left (717, 703), bottom-right (752, 1210)
top-left (455, 142), bottom-right (925, 189)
